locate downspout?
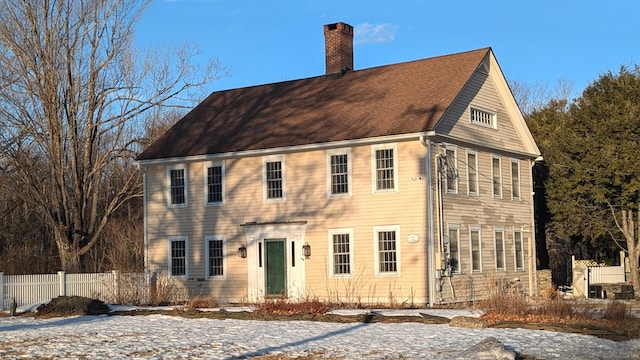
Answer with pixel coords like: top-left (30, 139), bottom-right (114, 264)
top-left (140, 165), bottom-right (149, 282)
top-left (420, 135), bottom-right (436, 307)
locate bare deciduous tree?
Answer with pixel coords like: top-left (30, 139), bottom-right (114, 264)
top-left (0, 0), bottom-right (226, 272)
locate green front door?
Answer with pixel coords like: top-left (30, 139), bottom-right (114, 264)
top-left (265, 239), bottom-right (286, 297)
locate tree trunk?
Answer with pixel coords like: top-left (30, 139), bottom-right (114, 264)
top-left (53, 227), bottom-right (82, 273)
top-left (621, 209), bottom-right (640, 298)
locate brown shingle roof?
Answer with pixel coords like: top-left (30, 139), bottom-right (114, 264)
top-left (137, 48), bottom-right (491, 161)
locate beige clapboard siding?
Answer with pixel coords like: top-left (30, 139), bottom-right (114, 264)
top-left (432, 141), bottom-right (533, 302)
top-left (437, 70), bottom-right (525, 154)
top-left (145, 139), bottom-right (431, 303)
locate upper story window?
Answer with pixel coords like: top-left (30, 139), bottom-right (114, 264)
top-left (327, 149), bottom-right (352, 198)
top-left (263, 155), bottom-right (285, 202)
top-left (329, 228), bottom-right (354, 277)
top-left (492, 155), bottom-right (502, 198)
top-left (467, 150), bottom-right (479, 196)
top-left (511, 159), bottom-right (521, 200)
top-left (444, 146), bottom-right (458, 194)
top-left (204, 161), bottom-right (225, 206)
top-left (167, 164), bottom-right (188, 208)
top-left (374, 225), bottom-right (400, 276)
top-left (470, 107), bottom-right (496, 128)
top-left (371, 144), bottom-right (398, 193)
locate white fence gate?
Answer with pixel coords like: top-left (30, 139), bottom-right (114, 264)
top-left (0, 271), bottom-right (146, 311)
top-left (572, 251), bottom-right (627, 298)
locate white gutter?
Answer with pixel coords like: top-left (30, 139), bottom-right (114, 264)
top-left (420, 135), bottom-right (436, 307)
top-left (136, 132), bottom-right (427, 167)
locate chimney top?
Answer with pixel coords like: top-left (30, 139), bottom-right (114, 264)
top-left (324, 22), bottom-right (354, 75)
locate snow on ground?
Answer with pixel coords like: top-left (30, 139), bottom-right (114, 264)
top-left (1, 308), bottom-right (639, 359)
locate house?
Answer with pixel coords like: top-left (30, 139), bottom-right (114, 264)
top-left (136, 22), bottom-right (541, 306)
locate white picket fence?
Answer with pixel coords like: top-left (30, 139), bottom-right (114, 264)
top-left (0, 271), bottom-right (147, 311)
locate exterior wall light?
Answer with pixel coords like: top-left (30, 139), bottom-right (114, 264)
top-left (302, 243), bottom-right (311, 258)
top-left (238, 245), bottom-right (247, 258)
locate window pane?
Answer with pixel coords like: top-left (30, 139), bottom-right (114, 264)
top-left (207, 166), bottom-right (223, 203)
top-left (170, 169), bottom-right (185, 205)
top-left (448, 228), bottom-right (459, 273)
top-left (332, 233), bottom-right (351, 275)
top-left (495, 231), bottom-right (505, 270)
top-left (266, 161), bottom-right (283, 199)
top-left (445, 149), bottom-right (457, 193)
top-left (171, 240), bottom-right (186, 276)
top-left (515, 231), bottom-right (524, 269)
top-left (492, 157), bottom-right (501, 197)
top-left (471, 230), bottom-right (481, 272)
top-left (511, 161), bottom-right (520, 199)
top-left (331, 154), bottom-right (349, 194)
top-left (375, 149), bottom-right (394, 190)
top-left (208, 239), bottom-right (224, 276)
top-left (467, 153), bottom-right (477, 194)
top-left (378, 231), bottom-right (397, 273)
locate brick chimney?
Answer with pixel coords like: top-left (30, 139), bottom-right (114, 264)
top-left (324, 22), bottom-right (354, 74)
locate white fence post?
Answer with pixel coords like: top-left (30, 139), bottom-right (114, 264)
top-left (112, 270), bottom-right (120, 303)
top-left (0, 272), bottom-right (4, 310)
top-left (58, 271), bottom-right (66, 297)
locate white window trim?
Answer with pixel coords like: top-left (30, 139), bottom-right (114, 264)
top-left (167, 164), bottom-right (188, 208)
top-left (373, 225), bottom-right (401, 277)
top-left (514, 228), bottom-right (525, 271)
top-left (204, 160), bottom-right (225, 206)
top-left (262, 154), bottom-right (286, 203)
top-left (492, 155), bottom-right (502, 199)
top-left (326, 148), bottom-right (352, 198)
top-left (511, 159), bottom-right (521, 201)
top-left (494, 227), bottom-right (506, 271)
top-left (470, 106), bottom-right (497, 129)
top-left (470, 226), bottom-right (482, 273)
top-left (447, 224), bottom-right (461, 274)
top-left (205, 235), bottom-right (227, 280)
top-left (466, 149), bottom-right (479, 196)
top-left (168, 235), bottom-right (188, 279)
top-left (444, 145), bottom-right (458, 194)
top-left (371, 143), bottom-right (399, 194)
top-left (328, 228), bottom-right (354, 278)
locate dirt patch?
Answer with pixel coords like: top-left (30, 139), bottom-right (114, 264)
top-left (109, 308), bottom-right (638, 342)
top-left (35, 296), bottom-right (110, 317)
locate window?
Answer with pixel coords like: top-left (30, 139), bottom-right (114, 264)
top-left (206, 235), bottom-right (226, 278)
top-left (448, 225), bottom-right (460, 273)
top-left (167, 164), bottom-right (187, 207)
top-left (372, 144), bottom-right (398, 193)
top-left (470, 107), bottom-right (496, 128)
top-left (263, 155), bottom-right (285, 202)
top-left (169, 236), bottom-right (187, 277)
top-left (470, 226), bottom-right (482, 272)
top-left (514, 228), bottom-right (524, 270)
top-left (495, 227), bottom-right (505, 271)
top-left (467, 150), bottom-right (478, 196)
top-left (444, 146), bottom-right (458, 194)
top-left (511, 160), bottom-right (521, 200)
top-left (374, 226), bottom-right (400, 275)
top-left (327, 149), bottom-right (352, 197)
top-left (205, 161), bottom-right (224, 205)
top-left (329, 228), bottom-right (353, 277)
top-left (492, 155), bottom-right (502, 198)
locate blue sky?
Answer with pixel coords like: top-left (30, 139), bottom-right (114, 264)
top-left (136, 0), bottom-right (640, 98)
